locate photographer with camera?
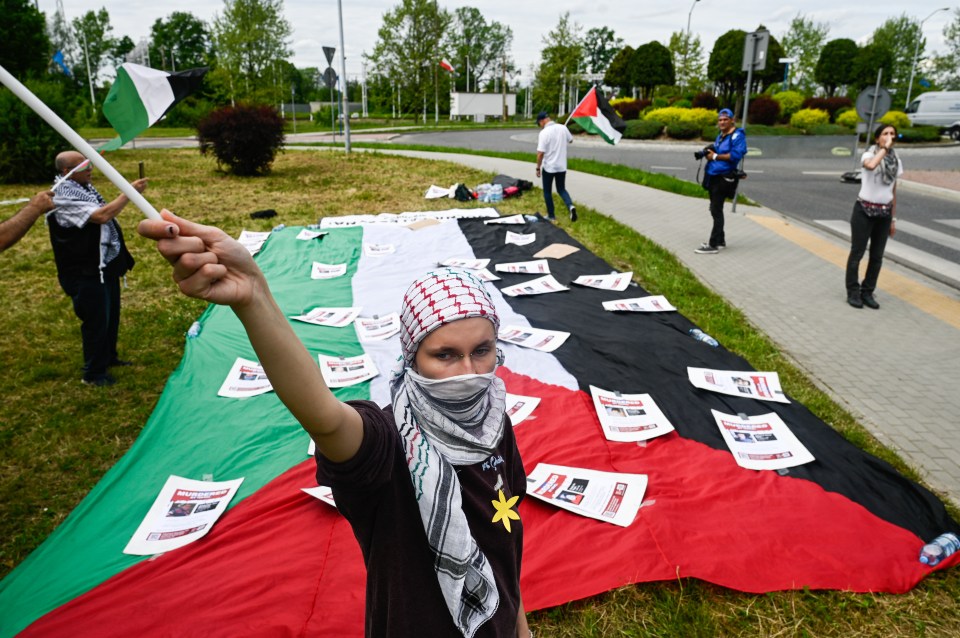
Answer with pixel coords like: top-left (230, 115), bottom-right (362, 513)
top-left (695, 108), bottom-right (746, 254)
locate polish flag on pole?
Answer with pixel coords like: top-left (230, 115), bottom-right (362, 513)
top-left (439, 59), bottom-right (455, 73)
top-left (566, 86), bottom-right (627, 145)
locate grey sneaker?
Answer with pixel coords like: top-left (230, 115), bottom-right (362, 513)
top-left (695, 242), bottom-right (719, 254)
top-left (569, 206), bottom-right (577, 222)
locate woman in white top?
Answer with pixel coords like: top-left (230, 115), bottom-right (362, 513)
top-left (845, 123), bottom-right (903, 309)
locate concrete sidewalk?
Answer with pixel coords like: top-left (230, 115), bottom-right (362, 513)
top-left (383, 149), bottom-right (960, 505)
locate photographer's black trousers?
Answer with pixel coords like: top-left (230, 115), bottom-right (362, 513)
top-left (707, 176), bottom-right (737, 247)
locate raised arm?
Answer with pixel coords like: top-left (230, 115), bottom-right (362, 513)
top-left (88, 178), bottom-right (149, 225)
top-left (138, 211), bottom-right (363, 462)
top-left (0, 190), bottom-right (53, 252)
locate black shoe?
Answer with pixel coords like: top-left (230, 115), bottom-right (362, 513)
top-left (82, 373), bottom-right (116, 387)
top-left (109, 358), bottom-right (133, 367)
top-left (847, 292), bottom-right (864, 308)
top-left (860, 292), bottom-right (880, 309)
top-left (569, 206), bottom-right (577, 222)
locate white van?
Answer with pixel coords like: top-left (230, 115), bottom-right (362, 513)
top-left (904, 91), bottom-right (960, 140)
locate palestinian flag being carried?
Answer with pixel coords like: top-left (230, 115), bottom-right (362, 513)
top-left (569, 86), bottom-right (627, 145)
top-left (1, 213), bottom-right (957, 637)
top-left (99, 63), bottom-right (207, 152)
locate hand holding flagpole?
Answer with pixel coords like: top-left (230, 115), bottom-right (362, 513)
top-left (0, 64), bottom-right (161, 220)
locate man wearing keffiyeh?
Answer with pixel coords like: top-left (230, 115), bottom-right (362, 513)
top-left (49, 151), bottom-right (148, 386)
top-left (137, 212), bottom-right (532, 638)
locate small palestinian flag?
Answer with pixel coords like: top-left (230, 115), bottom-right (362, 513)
top-left (569, 86), bottom-right (627, 145)
top-left (100, 63), bottom-right (207, 151)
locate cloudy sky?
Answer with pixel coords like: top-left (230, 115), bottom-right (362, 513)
top-left (37, 1), bottom-right (956, 83)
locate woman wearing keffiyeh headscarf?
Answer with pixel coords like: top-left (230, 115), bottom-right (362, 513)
top-left (137, 212), bottom-right (531, 638)
top-left (845, 123), bottom-right (903, 310)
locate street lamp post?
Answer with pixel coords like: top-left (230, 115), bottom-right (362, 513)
top-left (686, 0), bottom-right (700, 34)
top-left (905, 7), bottom-right (949, 108)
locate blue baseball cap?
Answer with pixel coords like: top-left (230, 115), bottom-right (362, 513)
top-left (536, 111), bottom-right (549, 123)
top-left (718, 108), bottom-right (734, 119)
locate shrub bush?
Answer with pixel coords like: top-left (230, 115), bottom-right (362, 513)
top-left (623, 119), bottom-right (663, 139)
top-left (801, 97), bottom-right (852, 122)
top-left (790, 108), bottom-right (830, 131)
top-left (692, 92), bottom-right (719, 110)
top-left (671, 98), bottom-right (692, 109)
top-left (879, 111), bottom-right (911, 130)
top-left (742, 124), bottom-right (804, 136)
top-left (567, 120), bottom-right (584, 134)
top-left (612, 98), bottom-right (649, 121)
top-left (651, 97), bottom-right (669, 108)
top-left (748, 95), bottom-right (780, 126)
top-left (809, 123), bottom-right (853, 135)
top-left (646, 107), bottom-right (717, 131)
top-left (666, 121), bottom-right (701, 139)
top-left (835, 109), bottom-right (860, 128)
top-left (898, 126), bottom-right (941, 143)
top-left (0, 80), bottom-right (76, 183)
top-left (197, 104), bottom-right (285, 176)
top-left (772, 90), bottom-right (804, 121)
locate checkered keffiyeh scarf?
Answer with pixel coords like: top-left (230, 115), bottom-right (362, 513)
top-left (53, 180), bottom-right (122, 269)
top-left (389, 268), bottom-right (506, 637)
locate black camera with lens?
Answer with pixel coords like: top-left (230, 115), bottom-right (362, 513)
top-left (694, 145), bottom-right (715, 161)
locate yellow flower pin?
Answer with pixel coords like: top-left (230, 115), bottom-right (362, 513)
top-left (491, 489), bottom-right (520, 532)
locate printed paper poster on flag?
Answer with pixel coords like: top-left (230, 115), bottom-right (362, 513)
top-left (354, 313), bottom-right (402, 342)
top-left (123, 476), bottom-right (243, 555)
top-left (589, 386), bottom-right (675, 442)
top-left (506, 231), bottom-right (536, 246)
top-left (291, 307), bottom-right (361, 328)
top-left (296, 228), bottom-right (327, 241)
top-left (363, 243), bottom-right (396, 256)
top-left (302, 485), bottom-right (337, 508)
top-left (505, 393), bottom-right (541, 425)
top-left (318, 353), bottom-right (379, 388)
top-left (499, 325), bottom-right (570, 352)
top-left (217, 358), bottom-right (273, 398)
top-left (573, 271), bottom-right (633, 291)
top-left (602, 295), bottom-right (676, 313)
top-left (495, 259), bottom-right (550, 274)
top-left (440, 257), bottom-right (491, 270)
top-left (688, 367), bottom-right (790, 404)
top-left (311, 262), bottom-right (347, 279)
top-left (711, 410), bottom-right (815, 471)
top-left (526, 463), bottom-right (647, 527)
top-left (484, 214), bottom-right (526, 225)
top-left (237, 230), bottom-right (270, 255)
top-left (501, 274), bottom-right (569, 297)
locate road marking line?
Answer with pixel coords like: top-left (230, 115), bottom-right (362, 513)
top-left (801, 171), bottom-right (844, 176)
top-left (895, 220), bottom-right (960, 252)
top-left (937, 219), bottom-right (960, 230)
top-left (749, 215), bottom-right (960, 330)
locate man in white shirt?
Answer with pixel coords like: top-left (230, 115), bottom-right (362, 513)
top-left (535, 112), bottom-right (577, 222)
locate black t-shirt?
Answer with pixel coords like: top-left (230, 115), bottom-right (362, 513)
top-left (315, 400), bottom-right (526, 637)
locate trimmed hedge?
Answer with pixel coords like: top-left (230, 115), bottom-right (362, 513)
top-left (748, 95), bottom-right (781, 126)
top-left (898, 126), bottom-right (941, 143)
top-left (809, 123), bottom-right (853, 135)
top-left (801, 97), bottom-right (852, 122)
top-left (666, 121), bottom-right (701, 139)
top-left (790, 108), bottom-right (830, 131)
top-left (879, 111), bottom-right (911, 130)
top-left (772, 90), bottom-right (804, 121)
top-left (623, 119), bottom-right (663, 139)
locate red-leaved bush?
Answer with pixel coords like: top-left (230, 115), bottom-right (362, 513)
top-left (692, 92), bottom-right (719, 110)
top-left (197, 105), bottom-right (285, 176)
top-left (748, 95), bottom-right (781, 126)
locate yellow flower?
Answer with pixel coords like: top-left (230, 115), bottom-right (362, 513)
top-left (491, 489), bottom-right (520, 533)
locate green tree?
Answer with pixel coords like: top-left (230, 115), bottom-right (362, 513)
top-left (779, 13), bottom-right (829, 93)
top-left (532, 12), bottom-right (582, 114)
top-left (707, 29), bottom-right (747, 105)
top-left (212, 0), bottom-right (292, 105)
top-left (851, 42), bottom-right (894, 92)
top-left (871, 14), bottom-right (923, 96)
top-left (604, 45), bottom-right (634, 95)
top-left (668, 30), bottom-right (705, 92)
top-left (446, 7), bottom-right (513, 93)
top-left (815, 38), bottom-right (858, 97)
top-left (1, 0), bottom-right (50, 80)
top-left (630, 41), bottom-right (674, 100)
top-left (72, 9), bottom-right (117, 90)
top-left (151, 12), bottom-right (212, 71)
top-left (369, 0), bottom-right (451, 119)
top-left (932, 9), bottom-right (960, 90)
top-left (582, 26), bottom-right (622, 75)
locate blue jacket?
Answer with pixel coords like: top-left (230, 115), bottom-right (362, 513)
top-left (706, 128), bottom-right (747, 176)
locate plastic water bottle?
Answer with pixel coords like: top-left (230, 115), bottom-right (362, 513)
top-left (689, 328), bottom-right (719, 347)
top-left (186, 321), bottom-right (202, 339)
top-left (271, 223), bottom-right (285, 233)
top-left (919, 532), bottom-right (960, 566)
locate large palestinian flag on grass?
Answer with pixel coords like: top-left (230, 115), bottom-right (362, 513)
top-left (2, 212), bottom-right (958, 637)
top-left (569, 86), bottom-right (627, 145)
top-left (100, 63), bottom-right (207, 152)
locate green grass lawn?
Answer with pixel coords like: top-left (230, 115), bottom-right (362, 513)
top-left (1, 148), bottom-right (958, 636)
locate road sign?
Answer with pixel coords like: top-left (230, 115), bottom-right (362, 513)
top-left (323, 47), bottom-right (336, 66)
top-left (855, 87), bottom-right (891, 121)
top-left (742, 30), bottom-right (770, 72)
top-left (322, 67), bottom-right (338, 90)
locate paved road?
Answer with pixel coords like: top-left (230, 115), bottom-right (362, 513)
top-left (388, 130), bottom-right (960, 286)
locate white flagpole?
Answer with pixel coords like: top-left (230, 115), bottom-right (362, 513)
top-left (0, 64), bottom-right (161, 220)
